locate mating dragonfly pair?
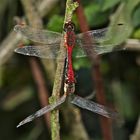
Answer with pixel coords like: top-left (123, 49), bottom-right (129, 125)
top-left (14, 22), bottom-right (126, 127)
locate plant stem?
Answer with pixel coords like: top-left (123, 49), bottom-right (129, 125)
top-left (49, 0), bottom-right (78, 140)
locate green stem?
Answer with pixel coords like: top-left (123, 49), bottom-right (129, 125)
top-left (49, 0), bottom-right (79, 140)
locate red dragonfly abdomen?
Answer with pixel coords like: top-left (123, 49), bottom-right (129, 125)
top-left (64, 22), bottom-right (76, 84)
top-left (67, 47), bottom-right (75, 83)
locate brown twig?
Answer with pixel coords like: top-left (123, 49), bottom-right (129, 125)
top-left (124, 39), bottom-right (140, 51)
top-left (0, 0), bottom-right (58, 67)
top-left (38, 0), bottom-right (60, 18)
top-left (0, 31), bottom-right (22, 66)
top-left (75, 0), bottom-right (113, 140)
top-left (21, 0), bottom-right (50, 128)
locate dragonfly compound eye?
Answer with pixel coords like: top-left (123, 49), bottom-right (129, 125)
top-left (64, 22), bottom-right (75, 32)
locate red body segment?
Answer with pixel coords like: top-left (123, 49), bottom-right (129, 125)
top-left (64, 22), bottom-right (76, 84)
top-left (67, 47), bottom-right (75, 83)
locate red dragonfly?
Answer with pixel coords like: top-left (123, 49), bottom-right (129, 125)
top-left (14, 22), bottom-right (126, 127)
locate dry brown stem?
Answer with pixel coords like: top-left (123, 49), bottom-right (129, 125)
top-left (21, 0), bottom-right (51, 128)
top-left (0, 0), bottom-right (58, 68)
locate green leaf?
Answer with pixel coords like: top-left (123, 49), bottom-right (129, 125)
top-left (102, 0), bottom-right (121, 11)
top-left (106, 0), bottom-right (140, 45)
top-left (133, 29), bottom-right (140, 39)
top-left (85, 4), bottom-right (109, 26)
top-left (132, 4), bottom-right (140, 27)
top-left (73, 58), bottom-right (91, 70)
top-left (110, 0), bottom-right (140, 25)
top-left (47, 15), bottom-right (64, 32)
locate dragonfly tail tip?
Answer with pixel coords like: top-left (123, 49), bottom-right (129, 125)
top-left (14, 48), bottom-right (18, 52)
top-left (16, 123), bottom-right (22, 128)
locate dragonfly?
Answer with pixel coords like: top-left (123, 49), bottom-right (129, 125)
top-left (14, 21), bottom-right (126, 127)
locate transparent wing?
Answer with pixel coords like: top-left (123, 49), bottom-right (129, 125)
top-left (70, 94), bottom-right (119, 119)
top-left (14, 24), bottom-right (128, 58)
top-left (17, 94), bottom-right (67, 128)
top-left (73, 44), bottom-right (122, 58)
top-left (14, 25), bottom-right (62, 44)
top-left (76, 26), bottom-right (110, 42)
top-left (15, 44), bottom-right (67, 59)
top-left (76, 24), bottom-right (127, 43)
top-left (74, 24), bottom-right (127, 57)
top-left (15, 44), bottom-right (123, 59)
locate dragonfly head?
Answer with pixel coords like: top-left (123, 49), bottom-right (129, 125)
top-left (64, 21), bottom-right (75, 32)
top-left (64, 81), bottom-right (75, 94)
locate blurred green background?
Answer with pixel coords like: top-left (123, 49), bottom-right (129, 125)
top-left (0, 0), bottom-right (140, 140)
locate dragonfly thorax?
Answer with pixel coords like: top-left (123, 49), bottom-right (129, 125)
top-left (64, 22), bottom-right (76, 47)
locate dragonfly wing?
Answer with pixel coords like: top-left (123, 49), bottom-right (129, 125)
top-left (76, 24), bottom-right (127, 43)
top-left (76, 27), bottom-right (109, 42)
top-left (15, 44), bottom-right (67, 59)
top-left (17, 94), bottom-right (67, 127)
top-left (73, 45), bottom-right (87, 58)
top-left (73, 44), bottom-right (120, 58)
top-left (70, 94), bottom-right (119, 119)
top-left (75, 24), bottom-right (127, 57)
top-left (14, 25), bottom-right (62, 44)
